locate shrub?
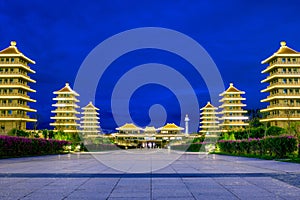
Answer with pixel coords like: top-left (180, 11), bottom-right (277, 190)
top-left (0, 135), bottom-right (70, 158)
top-left (217, 135), bottom-right (297, 159)
top-left (266, 126), bottom-right (286, 136)
top-left (171, 142), bottom-right (205, 152)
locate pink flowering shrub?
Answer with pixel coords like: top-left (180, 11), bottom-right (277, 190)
top-left (217, 135), bottom-right (297, 158)
top-left (0, 135), bottom-right (70, 158)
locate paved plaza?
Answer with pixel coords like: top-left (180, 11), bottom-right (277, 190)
top-left (0, 149), bottom-right (300, 200)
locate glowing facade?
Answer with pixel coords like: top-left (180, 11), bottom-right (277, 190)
top-left (260, 41), bottom-right (300, 127)
top-left (158, 123), bottom-right (184, 134)
top-left (0, 41), bottom-right (36, 133)
top-left (116, 123), bottom-right (142, 134)
top-left (50, 83), bottom-right (80, 133)
top-left (219, 83), bottom-right (248, 131)
top-left (199, 102), bottom-right (219, 135)
top-left (80, 101), bottom-right (101, 136)
top-left (113, 123), bottom-right (186, 148)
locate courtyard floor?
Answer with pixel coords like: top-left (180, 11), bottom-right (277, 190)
top-left (0, 149), bottom-right (300, 199)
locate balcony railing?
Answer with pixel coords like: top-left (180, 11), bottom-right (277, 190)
top-left (265, 82), bottom-right (300, 90)
top-left (269, 71), bottom-right (300, 76)
top-left (0, 60), bottom-right (29, 67)
top-left (266, 103), bottom-right (300, 109)
top-left (0, 81), bottom-right (28, 87)
top-left (0, 92), bottom-right (30, 99)
top-left (268, 61), bottom-right (300, 67)
top-left (0, 114), bottom-right (30, 119)
top-left (267, 92), bottom-right (300, 98)
top-left (0, 103), bottom-right (30, 108)
top-left (266, 114), bottom-right (300, 119)
top-left (0, 71), bottom-right (32, 80)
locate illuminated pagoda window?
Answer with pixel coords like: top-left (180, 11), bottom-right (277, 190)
top-left (199, 102), bottom-right (219, 136)
top-left (219, 83), bottom-right (248, 131)
top-left (50, 83), bottom-right (80, 133)
top-left (80, 101), bottom-right (101, 137)
top-left (0, 41), bottom-right (36, 134)
top-left (260, 41), bottom-right (300, 128)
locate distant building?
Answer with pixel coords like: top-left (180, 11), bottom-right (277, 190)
top-left (112, 123), bottom-right (186, 148)
top-left (80, 101), bottom-right (101, 137)
top-left (0, 41), bottom-right (37, 133)
top-left (50, 83), bottom-right (80, 133)
top-left (219, 83), bottom-right (248, 131)
top-left (261, 41), bottom-right (300, 128)
top-left (158, 123), bottom-right (184, 134)
top-left (199, 102), bottom-right (220, 135)
top-left (143, 126), bottom-right (157, 135)
top-left (116, 123), bottom-right (142, 134)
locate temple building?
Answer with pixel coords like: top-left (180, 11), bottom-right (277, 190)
top-left (143, 126), bottom-right (157, 135)
top-left (0, 41), bottom-right (37, 133)
top-left (50, 83), bottom-right (80, 133)
top-left (116, 123), bottom-right (142, 134)
top-left (199, 102), bottom-right (220, 135)
top-left (219, 83), bottom-right (248, 131)
top-left (260, 41), bottom-right (300, 128)
top-left (112, 123), bottom-right (186, 148)
top-left (80, 101), bottom-right (101, 137)
top-left (158, 123), bottom-right (184, 134)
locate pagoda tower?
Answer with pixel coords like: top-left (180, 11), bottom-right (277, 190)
top-left (80, 101), bottom-right (101, 136)
top-left (219, 83), bottom-right (248, 131)
top-left (0, 41), bottom-right (36, 133)
top-left (50, 83), bottom-right (80, 133)
top-left (261, 41), bottom-right (300, 128)
top-left (199, 102), bottom-right (219, 135)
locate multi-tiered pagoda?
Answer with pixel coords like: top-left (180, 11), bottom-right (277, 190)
top-left (261, 41), bottom-right (300, 128)
top-left (50, 83), bottom-right (80, 133)
top-left (199, 102), bottom-right (219, 135)
top-left (80, 101), bottom-right (101, 136)
top-left (219, 83), bottom-right (248, 131)
top-left (0, 41), bottom-right (36, 133)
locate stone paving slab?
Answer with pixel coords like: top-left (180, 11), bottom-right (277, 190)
top-left (0, 150), bottom-right (300, 199)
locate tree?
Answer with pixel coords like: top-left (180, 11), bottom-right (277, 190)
top-left (42, 129), bottom-right (48, 139)
top-left (266, 126), bottom-right (286, 136)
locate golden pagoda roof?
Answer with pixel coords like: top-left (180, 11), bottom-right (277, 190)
top-left (116, 123), bottom-right (142, 131)
top-left (220, 83), bottom-right (245, 96)
top-left (143, 126), bottom-right (157, 132)
top-left (200, 101), bottom-right (217, 110)
top-left (159, 123), bottom-right (184, 130)
top-left (261, 41), bottom-right (300, 64)
top-left (54, 83), bottom-right (79, 96)
top-left (0, 41), bottom-right (35, 64)
top-left (82, 101), bottom-right (99, 110)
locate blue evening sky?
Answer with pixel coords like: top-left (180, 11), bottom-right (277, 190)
top-left (0, 1), bottom-right (299, 132)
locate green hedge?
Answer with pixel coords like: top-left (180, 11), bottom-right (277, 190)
top-left (0, 135), bottom-right (70, 158)
top-left (171, 143), bottom-right (205, 152)
top-left (217, 135), bottom-right (297, 158)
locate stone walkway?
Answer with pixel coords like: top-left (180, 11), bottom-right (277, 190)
top-left (0, 149), bottom-right (300, 199)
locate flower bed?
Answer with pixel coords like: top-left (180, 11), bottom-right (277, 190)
top-left (217, 135), bottom-right (297, 159)
top-left (0, 135), bottom-right (70, 158)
